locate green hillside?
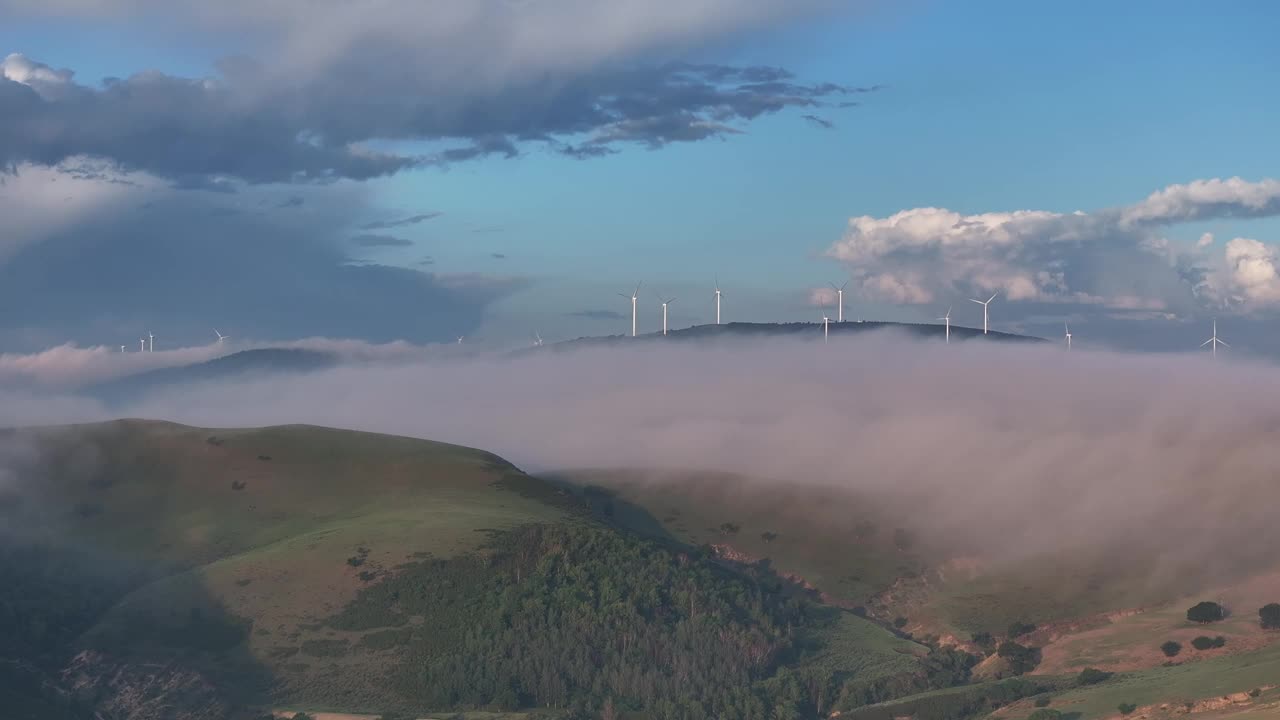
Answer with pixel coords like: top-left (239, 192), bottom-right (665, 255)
top-left (5, 422), bottom-right (1278, 720)
top-left (0, 421), bottom-right (961, 720)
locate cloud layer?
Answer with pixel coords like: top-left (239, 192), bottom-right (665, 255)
top-left (827, 177), bottom-right (1280, 314)
top-left (6, 333), bottom-right (1280, 597)
top-left (1, 1), bottom-right (868, 184)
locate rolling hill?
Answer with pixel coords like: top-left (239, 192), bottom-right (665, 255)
top-left (3, 421), bottom-right (1277, 720)
top-left (87, 348), bottom-right (338, 406)
top-left (537, 320), bottom-right (1046, 354)
top-left (0, 421), bottom-right (942, 720)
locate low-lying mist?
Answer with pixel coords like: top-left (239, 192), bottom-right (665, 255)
top-left (4, 330), bottom-right (1280, 599)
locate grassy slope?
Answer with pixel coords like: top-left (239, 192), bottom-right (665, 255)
top-left (568, 468), bottom-right (1280, 719)
top-left (561, 469), bottom-right (925, 606)
top-left (989, 643), bottom-right (1280, 720)
top-left (7, 420), bottom-right (573, 710)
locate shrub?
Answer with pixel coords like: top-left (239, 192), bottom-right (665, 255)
top-left (761, 531), bottom-right (778, 543)
top-left (1027, 710), bottom-right (1061, 720)
top-left (1187, 601), bottom-right (1226, 624)
top-left (1034, 695), bottom-right (1052, 707)
top-left (852, 606), bottom-right (867, 617)
top-left (1077, 667), bottom-right (1113, 685)
top-left (1118, 703), bottom-right (1137, 715)
top-left (893, 616), bottom-right (909, 629)
top-left (972, 631), bottom-right (995, 650)
top-left (1007, 621), bottom-right (1037, 638)
top-left (1260, 603), bottom-right (1280, 630)
top-left (1249, 688), bottom-right (1262, 698)
top-left (1191, 635), bottom-right (1226, 650)
top-left (997, 641), bottom-right (1042, 675)
top-left (893, 527), bottom-right (916, 551)
top-left (1160, 640), bottom-right (1182, 658)
top-left (718, 522), bottom-right (741, 535)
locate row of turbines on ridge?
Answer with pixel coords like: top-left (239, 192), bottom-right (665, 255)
top-left (111, 285), bottom-right (1233, 357)
top-left (608, 279), bottom-right (1234, 356)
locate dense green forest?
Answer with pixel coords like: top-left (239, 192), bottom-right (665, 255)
top-left (314, 523), bottom-right (979, 720)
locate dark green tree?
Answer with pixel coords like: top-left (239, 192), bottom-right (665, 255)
top-left (1260, 603), bottom-right (1280, 630)
top-left (1186, 601), bottom-right (1225, 624)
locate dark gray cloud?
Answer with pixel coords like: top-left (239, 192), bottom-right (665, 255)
top-left (275, 195), bottom-right (304, 208)
top-left (357, 212), bottom-right (443, 230)
top-left (491, 252), bottom-right (506, 259)
top-left (0, 184), bottom-right (518, 350)
top-left (568, 309), bottom-right (626, 321)
top-left (350, 234), bottom-right (413, 248)
top-left (1, 54), bottom-right (869, 184)
top-left (801, 114), bottom-right (833, 129)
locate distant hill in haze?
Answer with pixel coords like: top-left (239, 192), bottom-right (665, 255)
top-left (87, 347), bottom-right (337, 406)
top-left (540, 320), bottom-right (1046, 352)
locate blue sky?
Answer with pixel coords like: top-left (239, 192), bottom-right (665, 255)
top-left (2, 0), bottom-right (1279, 351)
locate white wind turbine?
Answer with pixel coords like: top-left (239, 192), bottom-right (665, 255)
top-left (829, 281), bottom-right (848, 323)
top-left (148, 331), bottom-right (155, 353)
top-left (120, 345), bottom-right (126, 353)
top-left (618, 282), bottom-right (642, 337)
top-left (821, 304), bottom-right (831, 344)
top-left (533, 331), bottom-right (544, 347)
top-left (937, 305), bottom-right (952, 344)
top-left (969, 292), bottom-right (998, 335)
top-left (1201, 319), bottom-right (1228, 358)
top-left (139, 338), bottom-right (145, 352)
top-left (1064, 323), bottom-right (1072, 351)
top-left (659, 296), bottom-right (676, 336)
top-left (214, 329), bottom-right (230, 344)
top-left (714, 278), bottom-right (723, 325)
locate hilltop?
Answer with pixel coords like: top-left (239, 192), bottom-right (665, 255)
top-left (87, 348), bottom-right (337, 405)
top-left (543, 320), bottom-right (1046, 352)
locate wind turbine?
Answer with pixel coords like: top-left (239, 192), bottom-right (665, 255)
top-left (618, 282), bottom-right (642, 337)
top-left (533, 331), bottom-right (544, 347)
top-left (148, 331), bottom-right (155, 353)
top-left (139, 338), bottom-right (145, 352)
top-left (1201, 319), bottom-right (1229, 358)
top-left (1064, 323), bottom-right (1072, 351)
top-left (829, 281), bottom-right (848, 323)
top-left (821, 304), bottom-right (831, 344)
top-left (969, 292), bottom-right (998, 335)
top-left (714, 278), bottom-right (723, 325)
top-left (659, 296), bottom-right (676, 336)
top-left (120, 345), bottom-right (126, 353)
top-left (214, 329), bottom-right (229, 344)
top-left (456, 336), bottom-right (464, 344)
top-left (937, 306), bottom-right (952, 344)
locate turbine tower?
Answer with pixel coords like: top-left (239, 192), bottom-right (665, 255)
top-left (829, 281), bottom-right (848, 323)
top-left (969, 292), bottom-right (998, 335)
top-left (937, 305), bottom-right (952, 344)
top-left (714, 278), bottom-right (723, 325)
top-left (139, 338), bottom-right (145, 352)
top-left (214, 329), bottom-right (229, 344)
top-left (148, 332), bottom-right (154, 353)
top-left (821, 305), bottom-right (831, 344)
top-left (618, 282), bottom-right (642, 337)
top-left (659, 296), bottom-right (676, 336)
top-left (1064, 323), bottom-right (1072, 351)
top-left (1201, 319), bottom-right (1229, 358)
top-left (120, 345), bottom-right (126, 353)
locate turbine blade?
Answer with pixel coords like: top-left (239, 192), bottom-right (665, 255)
top-left (1201, 338), bottom-right (1213, 347)
top-left (988, 292), bottom-right (999, 303)
top-left (1218, 339), bottom-right (1230, 348)
top-left (969, 298), bottom-right (983, 304)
